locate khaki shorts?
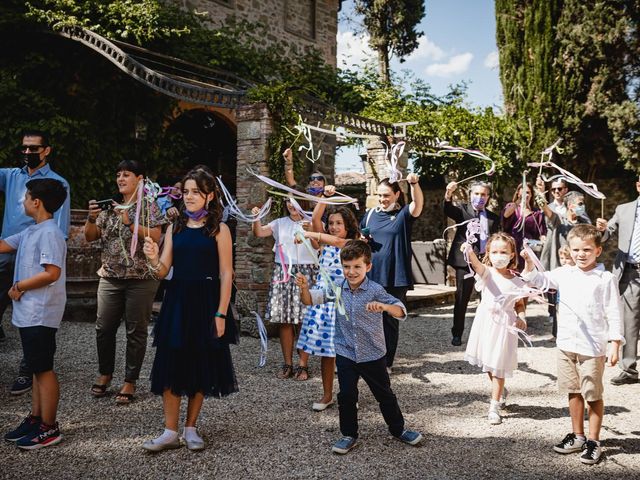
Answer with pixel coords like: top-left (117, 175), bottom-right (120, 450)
top-left (557, 350), bottom-right (605, 402)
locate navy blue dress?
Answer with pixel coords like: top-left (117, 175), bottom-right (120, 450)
top-left (151, 226), bottom-right (238, 398)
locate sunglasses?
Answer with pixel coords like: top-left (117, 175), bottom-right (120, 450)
top-left (550, 187), bottom-right (565, 192)
top-left (20, 145), bottom-right (45, 153)
top-left (309, 175), bottom-right (324, 182)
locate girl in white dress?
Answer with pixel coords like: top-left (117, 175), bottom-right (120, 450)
top-left (461, 232), bottom-right (527, 425)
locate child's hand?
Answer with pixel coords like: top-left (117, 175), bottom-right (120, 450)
top-left (515, 318), bottom-right (527, 331)
top-left (295, 273), bottom-right (308, 289)
top-left (324, 185), bottom-right (336, 197)
top-left (8, 283), bottom-right (23, 301)
top-left (215, 316), bottom-right (225, 338)
top-left (283, 147), bottom-right (293, 166)
top-left (142, 236), bottom-right (159, 260)
top-left (459, 242), bottom-right (471, 254)
top-left (251, 206), bottom-right (261, 216)
top-left (365, 301), bottom-right (386, 313)
top-left (609, 341), bottom-right (621, 366)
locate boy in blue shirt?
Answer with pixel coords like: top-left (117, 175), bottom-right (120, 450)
top-left (2, 178), bottom-right (68, 449)
top-left (297, 240), bottom-right (422, 454)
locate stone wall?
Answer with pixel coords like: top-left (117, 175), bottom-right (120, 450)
top-left (234, 103), bottom-right (276, 335)
top-left (180, 0), bottom-right (339, 67)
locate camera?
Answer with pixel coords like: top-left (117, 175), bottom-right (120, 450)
top-left (96, 199), bottom-right (114, 211)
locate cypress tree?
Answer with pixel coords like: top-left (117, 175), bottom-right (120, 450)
top-left (355, 0), bottom-right (426, 84)
top-left (495, 0), bottom-right (640, 176)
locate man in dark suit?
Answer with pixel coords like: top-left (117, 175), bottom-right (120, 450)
top-left (597, 176), bottom-right (640, 385)
top-left (444, 180), bottom-right (500, 346)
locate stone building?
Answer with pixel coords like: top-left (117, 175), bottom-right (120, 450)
top-left (181, 0), bottom-right (340, 66)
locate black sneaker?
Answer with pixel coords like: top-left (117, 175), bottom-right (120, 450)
top-left (10, 376), bottom-right (32, 395)
top-left (553, 432), bottom-right (586, 454)
top-left (16, 422), bottom-right (63, 450)
top-left (580, 440), bottom-right (602, 465)
top-left (0, 325), bottom-right (5, 341)
top-left (610, 373), bottom-right (638, 386)
top-left (451, 336), bottom-right (462, 346)
top-left (4, 415), bottom-right (41, 442)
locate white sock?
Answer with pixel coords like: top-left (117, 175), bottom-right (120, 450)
top-left (576, 434), bottom-right (586, 441)
top-left (153, 428), bottom-right (178, 444)
top-left (183, 426), bottom-right (203, 443)
top-left (489, 399), bottom-right (501, 412)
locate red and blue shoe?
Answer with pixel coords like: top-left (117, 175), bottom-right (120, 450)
top-left (16, 422), bottom-right (63, 450)
top-left (4, 415), bottom-right (41, 442)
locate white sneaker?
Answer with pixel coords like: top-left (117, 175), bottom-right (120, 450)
top-left (488, 410), bottom-right (502, 425)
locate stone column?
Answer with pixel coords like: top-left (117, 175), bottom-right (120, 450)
top-left (363, 138), bottom-right (409, 209)
top-left (234, 103), bottom-right (276, 336)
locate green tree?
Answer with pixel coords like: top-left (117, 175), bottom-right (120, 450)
top-left (354, 0), bottom-right (426, 83)
top-left (495, 0), bottom-right (640, 177)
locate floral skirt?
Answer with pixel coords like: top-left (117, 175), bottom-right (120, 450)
top-left (265, 264), bottom-right (317, 325)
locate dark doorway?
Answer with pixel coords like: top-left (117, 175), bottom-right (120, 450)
top-left (167, 109), bottom-right (237, 195)
top-left (167, 109), bottom-right (238, 240)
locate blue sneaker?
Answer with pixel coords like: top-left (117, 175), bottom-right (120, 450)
top-left (395, 430), bottom-right (423, 445)
top-left (331, 436), bottom-right (357, 454)
top-left (11, 376), bottom-right (32, 395)
top-left (4, 415), bottom-right (41, 442)
top-left (16, 422), bottom-right (63, 450)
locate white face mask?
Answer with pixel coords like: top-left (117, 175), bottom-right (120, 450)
top-left (489, 253), bottom-right (511, 269)
top-left (379, 202), bottom-right (398, 212)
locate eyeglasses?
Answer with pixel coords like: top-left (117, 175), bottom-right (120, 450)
top-left (550, 187), bottom-right (565, 192)
top-left (20, 145), bottom-right (44, 153)
top-left (309, 175), bottom-right (324, 182)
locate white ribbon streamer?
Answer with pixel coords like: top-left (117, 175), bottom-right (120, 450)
top-left (217, 176), bottom-right (273, 222)
top-left (387, 141), bottom-right (405, 184)
top-left (527, 161), bottom-right (606, 200)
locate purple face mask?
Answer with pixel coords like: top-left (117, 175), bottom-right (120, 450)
top-left (307, 186), bottom-right (324, 196)
top-left (471, 196), bottom-right (487, 210)
top-left (184, 208), bottom-right (208, 220)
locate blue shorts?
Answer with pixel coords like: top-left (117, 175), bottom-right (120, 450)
top-left (19, 326), bottom-right (57, 373)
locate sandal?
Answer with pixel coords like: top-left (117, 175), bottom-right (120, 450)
top-left (115, 392), bottom-right (135, 404)
top-left (90, 383), bottom-right (109, 398)
top-left (276, 364), bottom-right (294, 379)
top-left (294, 366), bottom-right (310, 381)
top-left (115, 382), bottom-right (136, 404)
top-left (91, 375), bottom-right (112, 397)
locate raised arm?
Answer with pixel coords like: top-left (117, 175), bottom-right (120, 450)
top-left (302, 230), bottom-right (350, 249)
top-left (407, 173), bottom-right (423, 217)
top-left (443, 181), bottom-right (463, 222)
top-left (461, 242), bottom-right (486, 277)
top-left (283, 148), bottom-right (297, 188)
top-left (251, 205), bottom-right (274, 238)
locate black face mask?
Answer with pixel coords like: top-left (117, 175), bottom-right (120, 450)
top-left (22, 153), bottom-right (43, 169)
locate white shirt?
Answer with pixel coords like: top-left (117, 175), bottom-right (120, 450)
top-left (268, 216), bottom-right (318, 265)
top-left (5, 219), bottom-right (67, 329)
top-left (523, 264), bottom-right (624, 357)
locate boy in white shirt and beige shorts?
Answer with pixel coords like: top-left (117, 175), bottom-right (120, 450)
top-left (522, 224), bottom-right (624, 465)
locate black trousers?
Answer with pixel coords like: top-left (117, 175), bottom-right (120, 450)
top-left (382, 286), bottom-right (408, 368)
top-left (451, 267), bottom-right (475, 338)
top-left (0, 253), bottom-right (30, 377)
top-left (336, 354), bottom-right (404, 439)
top-left (546, 290), bottom-right (558, 337)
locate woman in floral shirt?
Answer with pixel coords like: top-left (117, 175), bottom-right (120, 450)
top-left (84, 160), bottom-right (166, 404)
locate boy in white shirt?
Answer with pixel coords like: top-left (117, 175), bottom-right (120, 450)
top-left (522, 224), bottom-right (624, 465)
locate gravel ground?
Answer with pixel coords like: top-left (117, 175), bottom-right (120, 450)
top-left (1, 302), bottom-right (639, 480)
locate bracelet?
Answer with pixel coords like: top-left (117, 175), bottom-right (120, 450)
top-left (214, 312), bottom-right (227, 319)
top-left (146, 260), bottom-right (163, 273)
top-left (409, 181), bottom-right (419, 185)
top-left (317, 232), bottom-right (321, 242)
top-left (123, 221), bottom-right (133, 227)
top-left (14, 282), bottom-right (23, 293)
top-left (87, 216), bottom-right (96, 224)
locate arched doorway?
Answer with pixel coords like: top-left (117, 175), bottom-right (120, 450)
top-left (167, 109), bottom-right (238, 238)
top-left (167, 109), bottom-right (237, 194)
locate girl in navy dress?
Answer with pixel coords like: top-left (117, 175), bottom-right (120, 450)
top-left (141, 168), bottom-right (237, 452)
top-left (296, 197), bottom-right (360, 411)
